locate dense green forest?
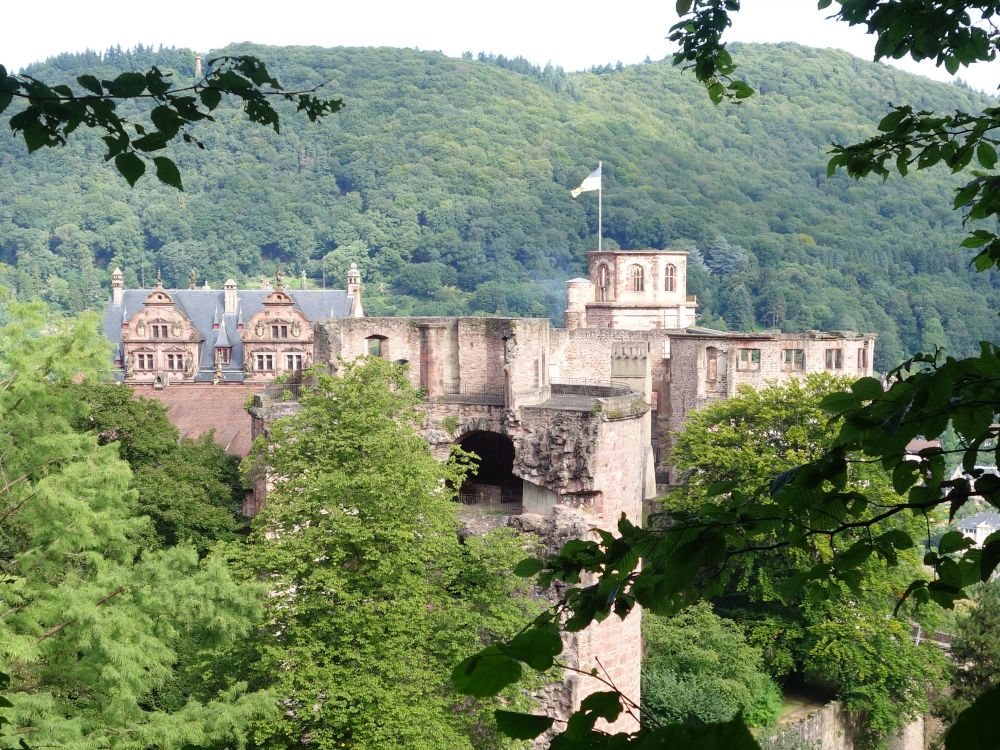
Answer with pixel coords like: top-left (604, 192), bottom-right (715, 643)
top-left (3, 42), bottom-right (999, 370)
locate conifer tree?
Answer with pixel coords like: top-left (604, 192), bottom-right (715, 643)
top-left (0, 302), bottom-right (272, 748)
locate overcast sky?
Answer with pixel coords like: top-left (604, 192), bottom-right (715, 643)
top-left (2, 0), bottom-right (997, 92)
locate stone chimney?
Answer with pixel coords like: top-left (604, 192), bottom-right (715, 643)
top-left (224, 278), bottom-right (238, 315)
top-left (347, 263), bottom-right (363, 318)
top-left (111, 266), bottom-right (124, 306)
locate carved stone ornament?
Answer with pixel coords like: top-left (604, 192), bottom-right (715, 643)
top-left (171, 320), bottom-right (182, 337)
top-left (291, 320), bottom-right (302, 337)
top-left (255, 320), bottom-right (266, 337)
top-left (185, 358), bottom-right (193, 375)
top-left (121, 331), bottom-right (129, 341)
top-left (135, 320), bottom-right (146, 336)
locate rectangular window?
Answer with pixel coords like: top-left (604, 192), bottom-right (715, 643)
top-left (136, 353), bottom-right (154, 370)
top-left (858, 347), bottom-right (868, 370)
top-left (782, 349), bottom-right (805, 371)
top-left (737, 348), bottom-right (761, 371)
top-left (367, 338), bottom-right (383, 357)
top-left (271, 324), bottom-right (289, 338)
top-left (166, 353), bottom-right (184, 370)
top-left (151, 324), bottom-right (169, 339)
top-left (256, 353), bottom-right (274, 371)
top-left (216, 348), bottom-right (230, 365)
top-left (285, 354), bottom-right (303, 371)
top-left (651, 388), bottom-right (660, 412)
top-left (825, 348), bottom-right (844, 370)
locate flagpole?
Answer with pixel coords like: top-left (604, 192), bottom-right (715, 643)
top-left (598, 160), bottom-right (602, 252)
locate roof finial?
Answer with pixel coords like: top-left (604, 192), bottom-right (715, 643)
top-left (189, 269), bottom-right (197, 289)
top-left (156, 269), bottom-right (163, 288)
top-left (275, 267), bottom-right (285, 292)
top-left (301, 269), bottom-right (308, 290)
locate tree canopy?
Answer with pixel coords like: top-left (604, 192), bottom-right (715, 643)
top-left (0, 302), bottom-right (271, 748)
top-left (228, 358), bottom-right (541, 749)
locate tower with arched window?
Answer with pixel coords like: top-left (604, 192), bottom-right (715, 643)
top-left (564, 249), bottom-right (697, 330)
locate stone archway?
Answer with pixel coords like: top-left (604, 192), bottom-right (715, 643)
top-left (456, 430), bottom-right (522, 511)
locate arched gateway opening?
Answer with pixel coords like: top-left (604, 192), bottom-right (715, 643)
top-left (456, 431), bottom-right (522, 511)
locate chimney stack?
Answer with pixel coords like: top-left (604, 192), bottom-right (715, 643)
top-left (111, 267), bottom-right (124, 306)
top-left (224, 278), bottom-right (238, 315)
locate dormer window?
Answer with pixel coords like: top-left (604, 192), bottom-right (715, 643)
top-left (629, 264), bottom-right (644, 292)
top-left (216, 348), bottom-right (231, 365)
top-left (271, 324), bottom-right (289, 338)
top-left (151, 324), bottom-right (169, 339)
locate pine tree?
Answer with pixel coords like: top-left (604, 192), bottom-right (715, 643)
top-left (0, 303), bottom-right (272, 748)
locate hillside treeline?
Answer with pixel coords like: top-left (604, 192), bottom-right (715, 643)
top-left (3, 42), bottom-right (998, 370)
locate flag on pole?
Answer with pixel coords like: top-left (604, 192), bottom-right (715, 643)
top-left (571, 164), bottom-right (601, 198)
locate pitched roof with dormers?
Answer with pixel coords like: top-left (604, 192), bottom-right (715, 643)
top-left (104, 287), bottom-right (351, 382)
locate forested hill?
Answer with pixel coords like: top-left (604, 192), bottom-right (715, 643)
top-left (3, 42), bottom-right (999, 369)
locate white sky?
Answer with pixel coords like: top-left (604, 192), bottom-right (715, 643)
top-left (1, 0), bottom-right (997, 92)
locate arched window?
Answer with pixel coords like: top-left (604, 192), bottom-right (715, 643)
top-left (629, 264), bottom-right (644, 292)
top-left (597, 264), bottom-right (612, 302)
top-left (664, 264), bottom-right (676, 292)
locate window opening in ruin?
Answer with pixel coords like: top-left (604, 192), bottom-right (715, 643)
top-left (825, 348), bottom-right (844, 370)
top-left (737, 348), bottom-right (761, 371)
top-left (367, 336), bottom-right (386, 358)
top-left (858, 347), bottom-right (868, 370)
top-left (706, 347), bottom-right (719, 381)
top-left (629, 264), bottom-right (644, 292)
top-left (664, 264), bottom-right (676, 292)
top-left (597, 264), bottom-right (612, 302)
top-left (782, 349), bottom-right (805, 371)
top-left (455, 431), bottom-right (522, 511)
top-left (256, 353), bottom-right (274, 371)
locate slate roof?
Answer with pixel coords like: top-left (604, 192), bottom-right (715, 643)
top-left (103, 287), bottom-right (351, 382)
top-left (957, 511), bottom-right (1000, 530)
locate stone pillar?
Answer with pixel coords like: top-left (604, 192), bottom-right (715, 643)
top-left (419, 323), bottom-right (446, 398)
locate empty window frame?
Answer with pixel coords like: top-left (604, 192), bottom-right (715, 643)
top-left (706, 347), bottom-right (719, 381)
top-left (825, 348), bottom-right (844, 370)
top-left (366, 336), bottom-right (386, 358)
top-left (857, 347), bottom-right (868, 370)
top-left (664, 264), bottom-right (676, 292)
top-left (628, 264), bottom-right (644, 292)
top-left (782, 348), bottom-right (805, 371)
top-left (597, 264), bottom-right (612, 301)
top-left (737, 348), bottom-right (761, 371)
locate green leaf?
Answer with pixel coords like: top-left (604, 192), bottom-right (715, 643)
top-left (200, 87), bottom-right (222, 110)
top-left (506, 624), bottom-right (563, 670)
top-left (105, 71), bottom-right (147, 98)
top-left (451, 646), bottom-right (523, 697)
top-left (954, 181), bottom-right (981, 209)
top-left (153, 157), bottom-right (183, 190)
top-left (580, 690), bottom-right (623, 722)
top-left (850, 376), bottom-right (883, 401)
top-left (495, 710), bottom-right (554, 740)
top-left (877, 108), bottom-right (908, 132)
top-left (76, 74), bottom-right (102, 95)
top-left (978, 142), bottom-right (998, 169)
top-left (946, 682), bottom-right (1000, 750)
top-left (938, 530), bottom-right (973, 555)
top-left (114, 152), bottom-right (146, 186)
top-left (513, 557), bottom-right (544, 577)
top-left (980, 536), bottom-right (1000, 581)
top-left (675, 0), bottom-right (693, 15)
